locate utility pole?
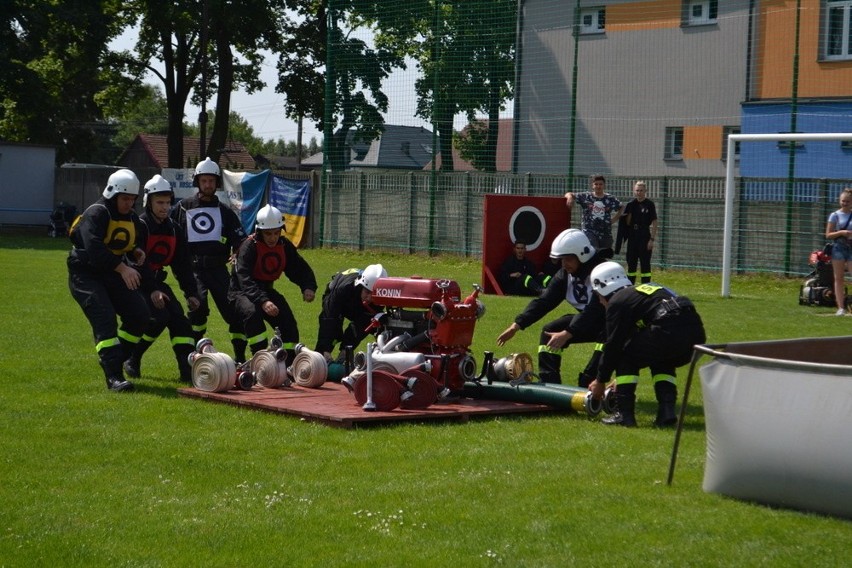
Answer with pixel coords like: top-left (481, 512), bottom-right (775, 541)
top-left (199, 0), bottom-right (209, 159)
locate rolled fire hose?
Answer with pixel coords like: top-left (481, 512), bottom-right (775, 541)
top-left (289, 344), bottom-right (328, 388)
top-left (250, 349), bottom-right (290, 388)
top-left (399, 369), bottom-right (439, 409)
top-left (353, 369), bottom-right (402, 411)
top-left (190, 339), bottom-right (237, 393)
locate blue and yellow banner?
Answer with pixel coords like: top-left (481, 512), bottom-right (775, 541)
top-left (268, 175), bottom-right (311, 247)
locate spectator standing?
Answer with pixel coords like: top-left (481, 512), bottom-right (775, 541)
top-left (825, 187), bottom-right (852, 316)
top-left (622, 181), bottom-right (658, 283)
top-left (564, 175), bottom-right (623, 258)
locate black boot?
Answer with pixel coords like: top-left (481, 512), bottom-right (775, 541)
top-left (232, 338), bottom-right (248, 364)
top-left (122, 337), bottom-right (153, 379)
top-left (577, 350), bottom-right (602, 388)
top-left (106, 375), bottom-right (134, 392)
top-left (601, 384), bottom-right (637, 427)
top-left (123, 357), bottom-right (141, 378)
top-left (654, 381), bottom-right (678, 427)
top-left (176, 345), bottom-right (194, 383)
top-left (537, 351), bottom-right (563, 384)
top-left (101, 358), bottom-right (134, 392)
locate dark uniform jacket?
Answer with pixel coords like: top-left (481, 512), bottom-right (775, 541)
top-left (228, 234), bottom-right (317, 306)
top-left (623, 198), bottom-right (657, 240)
top-left (68, 198), bottom-right (142, 273)
top-left (316, 270), bottom-right (380, 354)
top-left (513, 253), bottom-right (607, 337)
top-left (137, 212), bottom-right (198, 299)
top-left (169, 194), bottom-right (246, 267)
top-left (499, 255), bottom-right (538, 291)
top-left (597, 284), bottom-right (705, 381)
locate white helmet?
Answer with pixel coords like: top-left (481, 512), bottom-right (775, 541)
top-left (590, 261), bottom-right (632, 297)
top-left (193, 157), bottom-right (221, 187)
top-left (142, 174), bottom-right (174, 207)
top-left (255, 204), bottom-right (284, 230)
top-left (102, 169), bottom-right (140, 199)
top-left (355, 264), bottom-right (388, 292)
top-left (550, 228), bottom-right (595, 262)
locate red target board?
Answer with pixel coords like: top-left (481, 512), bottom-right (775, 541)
top-left (481, 195), bottom-right (569, 295)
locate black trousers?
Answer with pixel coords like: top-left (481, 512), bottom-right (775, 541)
top-left (614, 321), bottom-right (706, 378)
top-left (69, 269), bottom-right (150, 377)
top-left (537, 314), bottom-right (602, 384)
top-left (139, 282), bottom-right (195, 370)
top-left (232, 288), bottom-right (299, 353)
top-left (626, 233), bottom-right (653, 282)
top-left (190, 265), bottom-right (241, 339)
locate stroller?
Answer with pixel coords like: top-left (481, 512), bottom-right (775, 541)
top-left (799, 247), bottom-right (841, 307)
top-left (48, 202), bottom-right (77, 238)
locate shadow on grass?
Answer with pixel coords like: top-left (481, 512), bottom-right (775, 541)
top-left (132, 376), bottom-right (183, 398)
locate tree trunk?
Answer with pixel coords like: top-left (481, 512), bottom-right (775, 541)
top-left (208, 30), bottom-right (234, 167)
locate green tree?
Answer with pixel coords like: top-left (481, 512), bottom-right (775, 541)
top-left (362, 0), bottom-right (516, 171)
top-left (1, 1), bottom-right (125, 163)
top-left (276, 1), bottom-right (403, 171)
top-left (454, 120), bottom-right (491, 172)
top-left (110, 0), bottom-right (286, 168)
top-left (205, 0), bottom-right (285, 167)
top-left (104, 84), bottom-right (169, 149)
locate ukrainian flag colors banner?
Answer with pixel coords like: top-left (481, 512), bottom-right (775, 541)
top-left (268, 175), bottom-right (311, 247)
top-left (221, 169), bottom-right (270, 234)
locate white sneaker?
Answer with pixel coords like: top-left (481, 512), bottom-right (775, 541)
top-left (836, 308), bottom-right (846, 316)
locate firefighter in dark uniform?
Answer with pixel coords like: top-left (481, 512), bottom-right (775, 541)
top-left (229, 204), bottom-right (317, 364)
top-left (587, 261), bottom-right (706, 427)
top-left (123, 175), bottom-right (200, 383)
top-left (499, 241), bottom-right (544, 296)
top-left (622, 181), bottom-right (658, 283)
top-left (67, 169), bottom-right (151, 392)
top-left (497, 229), bottom-right (607, 385)
top-left (315, 264), bottom-right (387, 362)
top-left (170, 157), bottom-right (248, 361)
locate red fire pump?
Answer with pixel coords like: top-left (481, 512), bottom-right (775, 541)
top-left (368, 276), bottom-right (486, 392)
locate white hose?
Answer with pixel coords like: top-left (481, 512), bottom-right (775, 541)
top-left (251, 350), bottom-right (290, 388)
top-left (289, 346), bottom-right (328, 388)
top-left (191, 352), bottom-right (236, 392)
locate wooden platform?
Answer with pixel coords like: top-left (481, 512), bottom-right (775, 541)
top-left (177, 382), bottom-right (555, 428)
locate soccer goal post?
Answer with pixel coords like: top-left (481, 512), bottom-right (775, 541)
top-left (722, 132), bottom-right (852, 298)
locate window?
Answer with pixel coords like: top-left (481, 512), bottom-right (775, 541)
top-left (579, 7), bottom-right (605, 35)
top-left (776, 133), bottom-right (804, 151)
top-left (826, 0), bottom-right (852, 60)
top-left (722, 126), bottom-right (740, 161)
top-left (665, 127), bottom-right (684, 160)
top-left (684, 0), bottom-right (718, 26)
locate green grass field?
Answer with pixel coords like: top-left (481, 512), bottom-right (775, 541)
top-left (1, 227), bottom-right (849, 567)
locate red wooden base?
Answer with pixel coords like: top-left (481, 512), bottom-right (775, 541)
top-left (177, 382), bottom-right (556, 428)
